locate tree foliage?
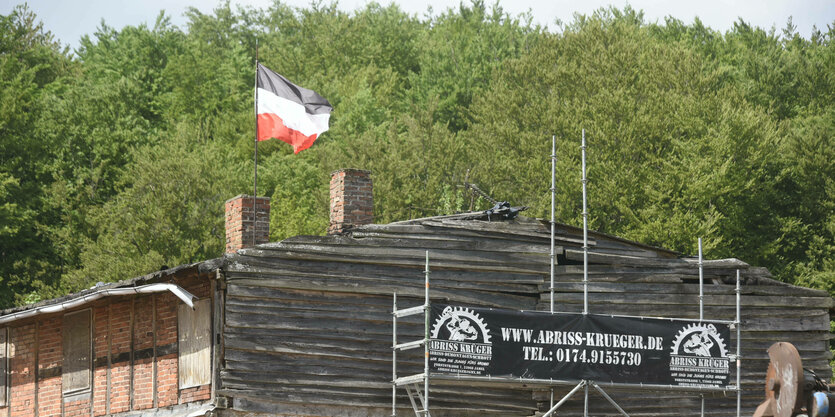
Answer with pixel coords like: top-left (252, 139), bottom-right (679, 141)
top-left (0, 2), bottom-right (833, 313)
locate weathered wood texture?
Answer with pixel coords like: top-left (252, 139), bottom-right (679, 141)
top-left (62, 309), bottom-right (92, 394)
top-left (178, 298), bottom-right (212, 389)
top-left (218, 215), bottom-right (833, 417)
top-left (0, 328), bottom-right (8, 407)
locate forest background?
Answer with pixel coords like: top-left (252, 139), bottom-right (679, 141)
top-left (0, 0), bottom-right (833, 335)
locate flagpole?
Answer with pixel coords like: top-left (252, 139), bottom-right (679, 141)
top-left (253, 39), bottom-right (259, 247)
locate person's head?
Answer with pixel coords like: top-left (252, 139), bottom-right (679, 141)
top-left (690, 334), bottom-right (700, 343)
top-left (459, 319), bottom-right (471, 330)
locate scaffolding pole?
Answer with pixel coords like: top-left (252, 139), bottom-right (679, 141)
top-left (592, 383), bottom-right (630, 416)
top-left (550, 134), bottom-right (557, 411)
top-left (549, 388), bottom-right (554, 414)
top-left (424, 251), bottom-right (430, 416)
top-left (390, 134), bottom-right (740, 417)
top-left (391, 252), bottom-right (432, 416)
top-left (541, 129), bottom-right (638, 417)
top-left (698, 238), bottom-right (705, 417)
top-left (550, 134), bottom-right (556, 314)
top-left (584, 383), bottom-right (589, 417)
top-left (392, 256), bottom-right (740, 417)
top-left (581, 129), bottom-right (590, 416)
top-left (698, 238), bottom-right (704, 321)
top-left (736, 269), bottom-right (742, 417)
top-left (581, 129), bottom-right (589, 316)
top-left (392, 293), bottom-right (397, 417)
top-left (542, 381), bottom-right (587, 417)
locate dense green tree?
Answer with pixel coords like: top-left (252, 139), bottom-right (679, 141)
top-left (0, 5), bottom-right (73, 304)
top-left (260, 153), bottom-right (329, 239)
top-left (406, 0), bottom-right (541, 131)
top-left (0, 2), bottom-right (833, 321)
top-left (778, 108), bottom-right (835, 292)
top-left (463, 7), bottom-right (789, 264)
top-left (62, 124), bottom-right (248, 291)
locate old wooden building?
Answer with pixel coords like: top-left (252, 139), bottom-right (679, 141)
top-left (0, 168), bottom-right (831, 417)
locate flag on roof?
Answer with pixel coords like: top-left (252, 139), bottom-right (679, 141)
top-left (256, 63), bottom-right (332, 153)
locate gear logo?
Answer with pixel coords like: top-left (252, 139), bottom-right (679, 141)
top-left (670, 323), bottom-right (727, 358)
top-left (431, 306), bottom-right (492, 344)
top-left (668, 322), bottom-right (730, 388)
top-left (429, 306), bottom-right (493, 376)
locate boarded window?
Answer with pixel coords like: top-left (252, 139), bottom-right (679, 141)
top-left (178, 298), bottom-right (211, 388)
top-left (63, 310), bottom-right (91, 394)
top-left (0, 328), bottom-right (8, 406)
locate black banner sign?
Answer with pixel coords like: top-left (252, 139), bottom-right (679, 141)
top-left (429, 305), bottom-right (731, 388)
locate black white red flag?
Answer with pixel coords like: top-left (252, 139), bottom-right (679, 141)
top-left (256, 63), bottom-right (332, 153)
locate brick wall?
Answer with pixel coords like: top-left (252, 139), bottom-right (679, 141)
top-left (91, 305), bottom-right (108, 416)
top-left (155, 292), bottom-right (179, 408)
top-left (133, 296), bottom-right (154, 411)
top-left (225, 195), bottom-right (270, 254)
top-left (37, 317), bottom-right (62, 417)
top-left (108, 300), bottom-right (131, 415)
top-left (328, 169), bottom-right (373, 234)
top-left (1, 280), bottom-right (213, 417)
top-left (10, 325), bottom-right (35, 417)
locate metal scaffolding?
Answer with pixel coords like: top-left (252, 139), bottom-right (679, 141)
top-left (390, 131), bottom-right (743, 417)
top-left (390, 253), bottom-right (743, 416)
top-left (391, 251), bottom-right (431, 416)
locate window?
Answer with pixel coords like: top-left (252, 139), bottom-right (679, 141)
top-left (63, 310), bottom-right (91, 394)
top-left (0, 327), bottom-right (8, 406)
top-left (178, 298), bottom-right (211, 388)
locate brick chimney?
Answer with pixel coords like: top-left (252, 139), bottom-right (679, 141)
top-left (225, 195), bottom-right (270, 253)
top-left (328, 169), bottom-right (373, 234)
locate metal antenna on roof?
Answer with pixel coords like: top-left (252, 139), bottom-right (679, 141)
top-left (462, 181), bottom-right (499, 206)
top-left (464, 169), bottom-right (475, 211)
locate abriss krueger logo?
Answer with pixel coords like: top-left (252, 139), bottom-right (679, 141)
top-left (668, 323), bottom-right (730, 387)
top-left (670, 323), bottom-right (727, 358)
top-left (431, 306), bottom-right (492, 344)
top-left (430, 306), bottom-right (493, 375)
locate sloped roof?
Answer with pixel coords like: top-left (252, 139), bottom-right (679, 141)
top-left (0, 258), bottom-right (222, 319)
top-left (1, 208), bottom-right (824, 322)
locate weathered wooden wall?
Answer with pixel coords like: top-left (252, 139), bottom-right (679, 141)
top-left (532, 223), bottom-right (833, 416)
top-left (218, 214), bottom-right (833, 417)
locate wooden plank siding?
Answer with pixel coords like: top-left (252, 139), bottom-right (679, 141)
top-left (178, 299), bottom-right (212, 389)
top-left (218, 215), bottom-right (833, 417)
